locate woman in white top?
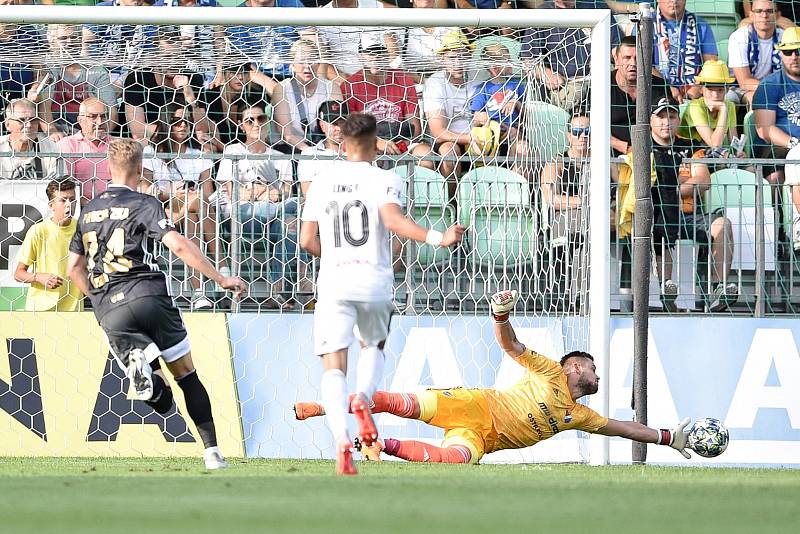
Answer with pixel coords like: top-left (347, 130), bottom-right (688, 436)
top-left (272, 39), bottom-right (343, 153)
top-left (142, 105), bottom-right (218, 307)
top-left (217, 103), bottom-right (300, 299)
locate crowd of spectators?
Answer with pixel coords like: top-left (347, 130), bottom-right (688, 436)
top-left (2, 0), bottom-right (800, 313)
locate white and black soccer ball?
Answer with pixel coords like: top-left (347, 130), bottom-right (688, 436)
top-left (687, 418), bottom-right (730, 458)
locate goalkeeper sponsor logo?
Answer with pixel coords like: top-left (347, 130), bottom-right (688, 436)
top-left (0, 313), bottom-right (243, 457)
top-left (527, 413), bottom-right (544, 440)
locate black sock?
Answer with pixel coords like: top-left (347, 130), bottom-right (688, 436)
top-left (145, 374), bottom-right (174, 414)
top-left (177, 371), bottom-right (217, 448)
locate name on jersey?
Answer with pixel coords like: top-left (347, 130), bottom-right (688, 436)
top-left (83, 207), bottom-right (130, 223)
top-left (538, 402), bottom-right (560, 434)
top-left (332, 184), bottom-right (359, 193)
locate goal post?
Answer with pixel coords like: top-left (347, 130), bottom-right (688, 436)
top-left (0, 5), bottom-right (611, 464)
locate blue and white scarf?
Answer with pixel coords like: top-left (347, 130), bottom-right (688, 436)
top-left (747, 25), bottom-right (782, 78)
top-left (655, 9), bottom-right (701, 85)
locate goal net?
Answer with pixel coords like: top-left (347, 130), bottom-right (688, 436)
top-left (0, 6), bottom-right (610, 464)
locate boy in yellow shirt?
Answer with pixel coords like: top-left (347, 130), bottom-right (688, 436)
top-left (14, 179), bottom-right (83, 311)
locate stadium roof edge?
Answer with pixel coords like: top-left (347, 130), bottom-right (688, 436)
top-left (0, 5), bottom-right (612, 29)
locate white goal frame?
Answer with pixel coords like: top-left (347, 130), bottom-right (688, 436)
top-left (1, 5), bottom-right (611, 465)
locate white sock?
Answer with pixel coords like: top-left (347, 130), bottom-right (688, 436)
top-left (321, 368), bottom-right (349, 444)
top-left (356, 346), bottom-right (385, 403)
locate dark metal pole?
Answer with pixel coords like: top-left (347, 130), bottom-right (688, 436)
top-left (754, 165), bottom-right (765, 318)
top-left (631, 2), bottom-right (654, 464)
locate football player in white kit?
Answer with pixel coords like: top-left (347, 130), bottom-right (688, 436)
top-left (300, 113), bottom-right (465, 475)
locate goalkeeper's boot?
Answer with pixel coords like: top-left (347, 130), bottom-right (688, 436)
top-left (293, 402), bottom-right (325, 421)
top-left (354, 437), bottom-right (383, 462)
top-left (203, 446), bottom-right (228, 470)
top-left (350, 393), bottom-right (379, 448)
top-left (336, 439), bottom-right (357, 475)
top-left (127, 349), bottom-right (153, 401)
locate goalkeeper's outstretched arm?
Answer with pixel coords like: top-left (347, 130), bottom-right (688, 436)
top-left (490, 290), bottom-right (525, 357)
top-left (597, 418), bottom-right (693, 459)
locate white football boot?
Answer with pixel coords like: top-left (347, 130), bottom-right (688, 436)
top-left (127, 349), bottom-right (154, 401)
top-left (203, 447), bottom-right (228, 470)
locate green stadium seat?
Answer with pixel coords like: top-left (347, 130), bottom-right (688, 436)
top-left (742, 110), bottom-right (758, 158)
top-left (393, 165), bottom-right (454, 266)
top-left (523, 101), bottom-right (570, 164)
top-left (458, 166), bottom-right (536, 269)
top-left (707, 169), bottom-right (770, 211)
top-left (685, 0), bottom-right (738, 14)
top-left (707, 168), bottom-right (777, 273)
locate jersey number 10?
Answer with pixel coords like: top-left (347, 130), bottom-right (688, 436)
top-left (325, 200), bottom-right (369, 248)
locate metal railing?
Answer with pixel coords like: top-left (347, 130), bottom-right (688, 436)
top-left (2, 150), bottom-right (799, 316)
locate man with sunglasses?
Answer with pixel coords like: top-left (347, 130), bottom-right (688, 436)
top-left (58, 97), bottom-right (113, 205)
top-left (753, 27), bottom-right (800, 187)
top-left (0, 98), bottom-right (63, 180)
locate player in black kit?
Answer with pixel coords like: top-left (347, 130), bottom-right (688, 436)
top-left (67, 139), bottom-right (246, 470)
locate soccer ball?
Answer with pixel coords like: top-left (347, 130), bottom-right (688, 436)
top-left (687, 418), bottom-right (730, 458)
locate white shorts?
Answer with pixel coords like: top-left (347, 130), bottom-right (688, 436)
top-left (313, 299), bottom-right (393, 356)
top-left (785, 145), bottom-right (800, 185)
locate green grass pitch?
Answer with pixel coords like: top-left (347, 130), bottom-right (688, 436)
top-left (1, 458), bottom-right (798, 534)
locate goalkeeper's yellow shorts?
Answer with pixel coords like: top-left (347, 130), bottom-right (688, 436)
top-left (419, 387), bottom-right (496, 464)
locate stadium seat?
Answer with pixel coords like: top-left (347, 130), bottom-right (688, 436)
top-left (458, 166), bottom-right (536, 270)
top-left (684, 0), bottom-right (740, 63)
top-left (685, 0), bottom-right (738, 14)
top-left (707, 168), bottom-right (777, 272)
top-left (393, 165), bottom-right (454, 267)
top-left (742, 110), bottom-right (758, 158)
top-left (707, 169), bottom-right (769, 210)
top-left (522, 101), bottom-right (569, 164)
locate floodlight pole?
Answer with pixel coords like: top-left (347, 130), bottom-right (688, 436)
top-left (631, 2), bottom-right (654, 464)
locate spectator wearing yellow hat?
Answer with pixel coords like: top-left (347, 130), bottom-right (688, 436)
top-left (679, 60), bottom-right (742, 156)
top-left (753, 25), bottom-right (800, 185)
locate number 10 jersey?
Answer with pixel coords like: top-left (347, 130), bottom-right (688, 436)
top-left (301, 161), bottom-right (404, 302)
top-left (69, 184), bottom-right (175, 318)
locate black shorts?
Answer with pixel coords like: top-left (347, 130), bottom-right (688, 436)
top-left (99, 295), bottom-right (190, 368)
top-left (756, 145), bottom-right (790, 177)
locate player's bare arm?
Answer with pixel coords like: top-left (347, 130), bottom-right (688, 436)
top-left (597, 417), bottom-right (693, 459)
top-left (299, 219), bottom-right (321, 257)
top-left (66, 251), bottom-right (91, 296)
top-left (161, 230), bottom-right (246, 300)
top-left (378, 203), bottom-right (465, 247)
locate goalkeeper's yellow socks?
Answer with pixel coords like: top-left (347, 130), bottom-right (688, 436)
top-left (383, 439), bottom-right (471, 463)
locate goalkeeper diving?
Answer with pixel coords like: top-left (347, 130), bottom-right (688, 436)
top-left (294, 290), bottom-right (694, 464)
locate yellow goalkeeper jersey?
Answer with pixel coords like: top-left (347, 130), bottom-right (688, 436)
top-left (482, 348), bottom-right (608, 453)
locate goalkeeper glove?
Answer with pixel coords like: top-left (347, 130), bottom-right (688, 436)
top-left (657, 417), bottom-right (692, 459)
top-left (490, 290), bottom-right (518, 323)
